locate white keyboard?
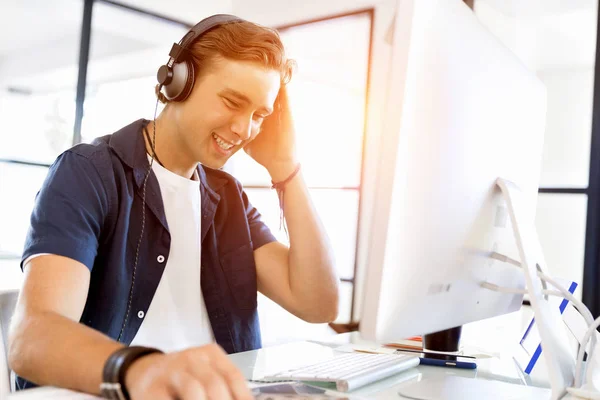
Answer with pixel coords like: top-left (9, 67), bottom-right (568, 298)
top-left (264, 352), bottom-right (419, 392)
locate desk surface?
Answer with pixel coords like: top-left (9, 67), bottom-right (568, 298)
top-left (231, 337), bottom-right (551, 399)
top-left (7, 333), bottom-right (555, 400)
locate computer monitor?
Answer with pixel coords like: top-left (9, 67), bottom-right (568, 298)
top-left (360, 0), bottom-right (547, 346)
top-left (359, 1), bottom-right (584, 397)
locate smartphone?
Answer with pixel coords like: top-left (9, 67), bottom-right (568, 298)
top-left (395, 349), bottom-right (477, 370)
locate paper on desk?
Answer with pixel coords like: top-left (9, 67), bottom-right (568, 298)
top-left (382, 339), bottom-right (423, 351)
top-left (335, 343), bottom-right (495, 359)
top-left (334, 344), bottom-right (398, 355)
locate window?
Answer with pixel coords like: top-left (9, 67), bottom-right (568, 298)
top-left (0, 0), bottom-right (83, 289)
top-left (81, 2), bottom-right (187, 142)
top-left (224, 11), bottom-right (373, 345)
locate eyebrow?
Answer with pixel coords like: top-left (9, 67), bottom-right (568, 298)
top-left (221, 88), bottom-right (273, 115)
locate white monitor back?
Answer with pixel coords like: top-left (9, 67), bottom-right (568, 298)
top-left (360, 0), bottom-right (546, 343)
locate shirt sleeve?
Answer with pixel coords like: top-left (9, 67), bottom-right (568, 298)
top-left (20, 151), bottom-right (109, 271)
top-left (242, 190), bottom-right (277, 250)
top-left (22, 253), bottom-right (53, 267)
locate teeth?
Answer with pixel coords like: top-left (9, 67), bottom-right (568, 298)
top-left (212, 133), bottom-right (234, 150)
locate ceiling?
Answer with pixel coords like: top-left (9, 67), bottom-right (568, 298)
top-left (477, 0), bottom-right (595, 17)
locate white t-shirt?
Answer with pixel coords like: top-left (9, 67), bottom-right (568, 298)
top-left (129, 158), bottom-right (215, 352)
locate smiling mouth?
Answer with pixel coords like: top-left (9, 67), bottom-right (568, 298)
top-left (212, 132), bottom-right (235, 151)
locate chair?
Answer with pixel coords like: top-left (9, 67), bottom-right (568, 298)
top-left (0, 290), bottom-right (19, 397)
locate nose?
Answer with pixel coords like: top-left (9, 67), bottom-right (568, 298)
top-left (230, 115), bottom-right (253, 142)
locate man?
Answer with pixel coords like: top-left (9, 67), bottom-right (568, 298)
top-left (8, 14), bottom-right (339, 400)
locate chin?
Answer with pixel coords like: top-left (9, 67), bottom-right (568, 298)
top-left (200, 157), bottom-right (227, 170)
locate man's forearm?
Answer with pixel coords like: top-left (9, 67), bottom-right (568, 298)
top-left (9, 310), bottom-right (123, 394)
top-left (273, 166), bottom-right (339, 321)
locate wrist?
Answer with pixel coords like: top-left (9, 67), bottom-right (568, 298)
top-left (123, 352), bottom-right (163, 395)
top-left (100, 346), bottom-right (163, 400)
top-left (268, 160), bottom-right (299, 182)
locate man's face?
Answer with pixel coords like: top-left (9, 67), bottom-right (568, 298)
top-left (171, 57), bottom-right (281, 169)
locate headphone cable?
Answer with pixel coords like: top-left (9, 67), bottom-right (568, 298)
top-left (116, 94), bottom-right (161, 342)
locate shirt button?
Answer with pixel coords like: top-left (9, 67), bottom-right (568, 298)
top-left (157, 255), bottom-right (165, 263)
top-left (137, 311), bottom-right (145, 319)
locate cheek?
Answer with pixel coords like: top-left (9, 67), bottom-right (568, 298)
top-left (187, 112), bottom-right (229, 137)
top-left (180, 97), bottom-right (231, 129)
top-left (206, 107), bottom-right (235, 130)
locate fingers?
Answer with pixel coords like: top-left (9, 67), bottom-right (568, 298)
top-left (145, 391), bottom-right (173, 400)
top-left (182, 346), bottom-right (230, 400)
top-left (209, 352), bottom-right (252, 400)
top-left (199, 368), bottom-right (233, 400)
top-left (169, 370), bottom-right (207, 400)
top-left (188, 345), bottom-right (252, 400)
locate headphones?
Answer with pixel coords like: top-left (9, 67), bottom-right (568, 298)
top-left (156, 14), bottom-right (244, 102)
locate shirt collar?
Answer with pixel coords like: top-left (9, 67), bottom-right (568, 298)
top-left (105, 119), bottom-right (229, 195)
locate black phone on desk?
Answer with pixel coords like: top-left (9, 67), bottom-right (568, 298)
top-left (394, 349), bottom-right (477, 370)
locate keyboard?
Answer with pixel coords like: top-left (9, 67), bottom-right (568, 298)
top-left (263, 352), bottom-right (419, 392)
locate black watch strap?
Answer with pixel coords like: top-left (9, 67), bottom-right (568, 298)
top-left (100, 346), bottom-right (163, 400)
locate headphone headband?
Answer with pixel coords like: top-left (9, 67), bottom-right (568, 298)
top-left (177, 14), bottom-right (243, 59)
top-left (157, 14), bottom-right (245, 102)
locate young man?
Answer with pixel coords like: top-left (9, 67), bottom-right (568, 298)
top-left (8, 14), bottom-right (339, 400)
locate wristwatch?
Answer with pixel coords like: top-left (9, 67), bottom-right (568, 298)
top-left (100, 346), bottom-right (163, 400)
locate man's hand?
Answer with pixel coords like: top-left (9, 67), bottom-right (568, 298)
top-left (125, 344), bottom-right (253, 400)
top-left (244, 84), bottom-right (298, 181)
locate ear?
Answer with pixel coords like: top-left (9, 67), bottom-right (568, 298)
top-left (269, 83), bottom-right (290, 124)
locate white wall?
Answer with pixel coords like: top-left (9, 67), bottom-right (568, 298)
top-left (474, 1), bottom-right (540, 70)
top-left (538, 68), bottom-right (594, 188)
top-left (535, 194), bottom-right (588, 287)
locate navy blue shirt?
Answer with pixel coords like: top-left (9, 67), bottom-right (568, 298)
top-left (17, 119), bottom-right (276, 390)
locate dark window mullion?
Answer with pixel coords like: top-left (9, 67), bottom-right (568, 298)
top-left (0, 159), bottom-right (51, 168)
top-left (95, 0), bottom-right (193, 28)
top-left (538, 188), bottom-right (588, 194)
top-left (583, 3), bottom-right (600, 318)
top-left (73, 0), bottom-right (94, 146)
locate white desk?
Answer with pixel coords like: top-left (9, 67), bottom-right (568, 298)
top-left (7, 332), bottom-right (555, 399)
top-left (232, 336), bottom-right (552, 399)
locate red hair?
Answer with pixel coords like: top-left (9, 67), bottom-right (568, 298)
top-left (156, 20), bottom-right (295, 103)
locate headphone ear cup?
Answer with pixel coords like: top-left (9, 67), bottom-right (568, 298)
top-left (163, 61), bottom-right (194, 102)
top-left (175, 60), bottom-right (195, 102)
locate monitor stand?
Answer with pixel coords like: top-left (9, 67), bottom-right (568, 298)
top-left (398, 178), bottom-right (575, 400)
top-left (422, 326), bottom-right (462, 354)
